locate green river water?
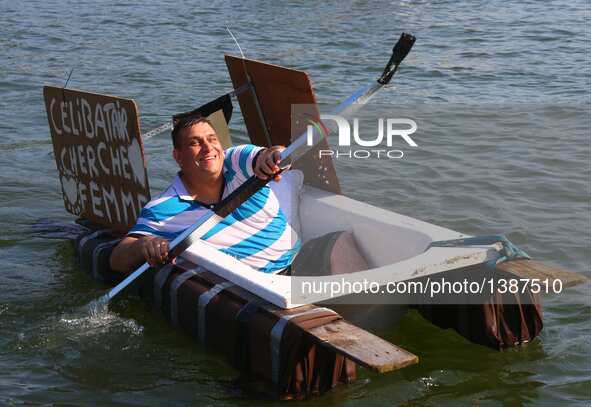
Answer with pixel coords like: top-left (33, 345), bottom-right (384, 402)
top-left (1, 1), bottom-right (590, 405)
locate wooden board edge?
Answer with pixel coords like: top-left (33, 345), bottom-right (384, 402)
top-left (42, 85), bottom-right (138, 104)
top-left (225, 54), bottom-right (312, 76)
top-left (307, 319), bottom-right (419, 373)
top-left (497, 259), bottom-right (589, 288)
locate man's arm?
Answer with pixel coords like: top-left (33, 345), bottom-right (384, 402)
top-left (110, 235), bottom-right (170, 272)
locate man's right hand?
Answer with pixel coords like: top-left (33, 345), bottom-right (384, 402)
top-left (139, 236), bottom-right (170, 266)
top-left (254, 146), bottom-right (286, 181)
top-left (110, 235), bottom-right (171, 272)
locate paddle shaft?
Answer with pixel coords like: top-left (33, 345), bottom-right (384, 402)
top-left (98, 33), bottom-right (416, 306)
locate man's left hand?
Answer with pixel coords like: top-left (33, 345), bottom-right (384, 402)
top-left (254, 146), bottom-right (287, 181)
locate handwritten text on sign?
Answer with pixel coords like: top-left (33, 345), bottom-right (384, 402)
top-left (43, 86), bottom-right (150, 231)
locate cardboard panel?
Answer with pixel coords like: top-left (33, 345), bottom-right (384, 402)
top-left (225, 56), bottom-right (340, 194)
top-left (43, 86), bottom-right (150, 231)
top-left (172, 93), bottom-right (234, 149)
top-left (208, 109), bottom-right (232, 150)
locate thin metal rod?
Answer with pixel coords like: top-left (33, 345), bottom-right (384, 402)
top-left (141, 83), bottom-right (251, 141)
top-left (246, 81), bottom-right (274, 147)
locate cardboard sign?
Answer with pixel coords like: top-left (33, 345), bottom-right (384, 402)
top-left (43, 86), bottom-right (150, 231)
top-left (225, 56), bottom-right (341, 194)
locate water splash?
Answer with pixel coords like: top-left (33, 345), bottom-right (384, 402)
top-left (86, 296), bottom-right (109, 318)
top-left (59, 306), bottom-right (144, 338)
top-left (9, 303), bottom-right (143, 355)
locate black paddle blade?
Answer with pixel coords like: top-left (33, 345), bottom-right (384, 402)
top-left (378, 32), bottom-right (416, 85)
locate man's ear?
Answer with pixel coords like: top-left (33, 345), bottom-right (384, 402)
top-left (172, 148), bottom-right (181, 167)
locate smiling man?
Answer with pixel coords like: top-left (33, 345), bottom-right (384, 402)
top-left (109, 116), bottom-right (300, 274)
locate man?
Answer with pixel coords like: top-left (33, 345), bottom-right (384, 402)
top-left (110, 116), bottom-right (300, 274)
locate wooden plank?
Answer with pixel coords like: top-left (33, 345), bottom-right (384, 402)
top-left (497, 259), bottom-right (588, 288)
top-left (225, 55), bottom-right (341, 194)
top-left (307, 319), bottom-right (418, 373)
top-left (259, 303), bottom-right (417, 373)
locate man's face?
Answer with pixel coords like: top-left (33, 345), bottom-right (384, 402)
top-left (173, 121), bottom-right (224, 180)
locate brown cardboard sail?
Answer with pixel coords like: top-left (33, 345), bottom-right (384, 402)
top-left (225, 56), bottom-right (341, 194)
top-left (43, 86), bottom-right (150, 231)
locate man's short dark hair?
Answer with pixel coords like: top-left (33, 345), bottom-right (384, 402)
top-left (171, 116), bottom-right (215, 149)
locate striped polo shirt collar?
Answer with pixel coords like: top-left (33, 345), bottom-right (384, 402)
top-left (172, 171), bottom-right (227, 207)
top-left (171, 172), bottom-right (194, 202)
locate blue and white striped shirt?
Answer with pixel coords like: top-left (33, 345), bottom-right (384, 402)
top-left (128, 144), bottom-right (301, 274)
